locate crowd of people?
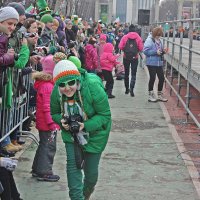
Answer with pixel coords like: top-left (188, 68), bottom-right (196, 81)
top-left (0, 1), bottom-right (168, 199)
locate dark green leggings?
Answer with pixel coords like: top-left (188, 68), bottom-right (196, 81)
top-left (65, 143), bottom-right (101, 200)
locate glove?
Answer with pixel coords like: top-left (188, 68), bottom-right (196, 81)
top-left (0, 157), bottom-right (18, 171)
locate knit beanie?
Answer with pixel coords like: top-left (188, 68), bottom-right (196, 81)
top-left (100, 34), bottom-right (107, 41)
top-left (8, 2), bottom-right (25, 16)
top-left (0, 7), bottom-right (19, 22)
top-left (64, 18), bottom-right (71, 25)
top-left (53, 52), bottom-right (68, 64)
top-left (53, 60), bottom-right (81, 86)
top-left (68, 56), bottom-right (81, 68)
top-left (40, 14), bottom-right (53, 24)
top-left (41, 55), bottom-right (56, 75)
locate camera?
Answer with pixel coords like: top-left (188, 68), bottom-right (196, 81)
top-left (160, 51), bottom-right (165, 56)
top-left (160, 51), bottom-right (165, 61)
top-left (63, 114), bottom-right (83, 134)
top-left (68, 40), bottom-right (76, 49)
top-left (63, 114), bottom-right (86, 169)
top-left (22, 32), bottom-right (37, 38)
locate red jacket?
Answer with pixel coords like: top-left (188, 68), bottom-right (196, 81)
top-left (118, 32), bottom-right (143, 58)
top-left (34, 73), bottom-right (59, 131)
top-left (85, 44), bottom-right (98, 70)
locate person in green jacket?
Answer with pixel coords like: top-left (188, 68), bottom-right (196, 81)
top-left (50, 59), bottom-right (111, 200)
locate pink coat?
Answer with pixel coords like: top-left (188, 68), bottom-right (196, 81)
top-left (34, 77), bottom-right (59, 131)
top-left (85, 44), bottom-right (98, 70)
top-left (100, 43), bottom-right (119, 72)
top-left (118, 32), bottom-right (143, 58)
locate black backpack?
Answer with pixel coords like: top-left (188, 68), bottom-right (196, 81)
top-left (124, 38), bottom-right (138, 60)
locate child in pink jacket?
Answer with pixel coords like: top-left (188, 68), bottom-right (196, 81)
top-left (84, 37), bottom-right (98, 73)
top-left (100, 43), bottom-right (120, 98)
top-left (31, 55), bottom-right (60, 182)
top-left (96, 34), bottom-right (107, 80)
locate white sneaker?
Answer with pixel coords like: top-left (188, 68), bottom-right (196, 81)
top-left (157, 92), bottom-right (168, 102)
top-left (148, 91), bottom-right (157, 102)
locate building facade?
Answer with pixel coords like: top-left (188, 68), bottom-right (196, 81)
top-left (95, 0), bottom-right (113, 23)
top-left (95, 0), bottom-right (159, 23)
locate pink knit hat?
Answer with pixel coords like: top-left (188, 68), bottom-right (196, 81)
top-left (100, 34), bottom-right (107, 41)
top-left (41, 55), bottom-right (56, 75)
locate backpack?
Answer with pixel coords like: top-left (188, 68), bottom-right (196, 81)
top-left (123, 38), bottom-right (138, 60)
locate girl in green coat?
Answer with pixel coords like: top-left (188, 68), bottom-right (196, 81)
top-left (50, 59), bottom-right (111, 200)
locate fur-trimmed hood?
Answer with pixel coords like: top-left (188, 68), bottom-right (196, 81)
top-left (32, 71), bottom-right (52, 81)
top-left (32, 71), bottom-right (54, 90)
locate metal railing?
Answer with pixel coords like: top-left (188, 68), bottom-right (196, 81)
top-left (0, 66), bottom-right (38, 145)
top-left (156, 18), bottom-right (200, 128)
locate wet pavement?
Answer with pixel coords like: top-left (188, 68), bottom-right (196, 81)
top-left (14, 67), bottom-right (200, 200)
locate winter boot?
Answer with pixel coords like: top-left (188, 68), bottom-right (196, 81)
top-left (125, 88), bottom-right (129, 94)
top-left (148, 91), bottom-right (157, 102)
top-left (108, 93), bottom-right (115, 98)
top-left (157, 91), bottom-right (168, 102)
top-left (3, 143), bottom-right (20, 152)
top-left (130, 88), bottom-right (134, 97)
top-left (107, 89), bottom-right (115, 98)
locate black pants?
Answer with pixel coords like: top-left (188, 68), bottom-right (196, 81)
top-left (0, 167), bottom-right (21, 200)
top-left (147, 66), bottom-right (165, 92)
top-left (123, 58), bottom-right (138, 90)
top-left (102, 70), bottom-right (114, 95)
top-left (32, 131), bottom-right (57, 175)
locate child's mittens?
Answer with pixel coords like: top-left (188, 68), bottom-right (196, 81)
top-left (0, 157), bottom-right (18, 171)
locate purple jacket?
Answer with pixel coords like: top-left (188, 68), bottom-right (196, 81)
top-left (0, 33), bottom-right (15, 97)
top-left (85, 44), bottom-right (98, 70)
top-left (34, 72), bottom-right (59, 131)
top-left (0, 33), bottom-right (14, 66)
top-left (55, 17), bottom-right (67, 49)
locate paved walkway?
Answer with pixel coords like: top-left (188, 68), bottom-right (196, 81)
top-left (14, 67), bottom-right (200, 200)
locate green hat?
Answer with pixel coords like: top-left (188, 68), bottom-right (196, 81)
top-left (40, 14), bottom-right (53, 24)
top-left (36, 0), bottom-right (52, 16)
top-left (68, 56), bottom-right (81, 68)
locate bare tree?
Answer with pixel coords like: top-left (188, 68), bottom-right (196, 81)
top-left (159, 0), bottom-right (178, 21)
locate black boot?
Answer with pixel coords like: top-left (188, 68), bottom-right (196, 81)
top-left (108, 94), bottom-right (115, 98)
top-left (125, 88), bottom-right (129, 94)
top-left (130, 88), bottom-right (134, 97)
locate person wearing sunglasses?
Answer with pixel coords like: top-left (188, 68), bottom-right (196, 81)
top-left (50, 59), bottom-right (111, 200)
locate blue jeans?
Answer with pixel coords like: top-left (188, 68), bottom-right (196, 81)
top-left (123, 58), bottom-right (139, 90)
top-left (0, 136), bottom-right (11, 148)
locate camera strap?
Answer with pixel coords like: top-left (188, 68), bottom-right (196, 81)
top-left (74, 142), bottom-right (85, 169)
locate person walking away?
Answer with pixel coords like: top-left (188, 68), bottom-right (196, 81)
top-left (119, 24), bottom-right (143, 97)
top-left (143, 27), bottom-right (168, 102)
top-left (31, 55), bottom-right (60, 181)
top-left (84, 37), bottom-right (98, 73)
top-left (100, 43), bottom-right (120, 98)
top-left (50, 59), bottom-right (111, 200)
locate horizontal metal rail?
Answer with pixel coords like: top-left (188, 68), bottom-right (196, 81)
top-left (152, 19), bottom-right (200, 129)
